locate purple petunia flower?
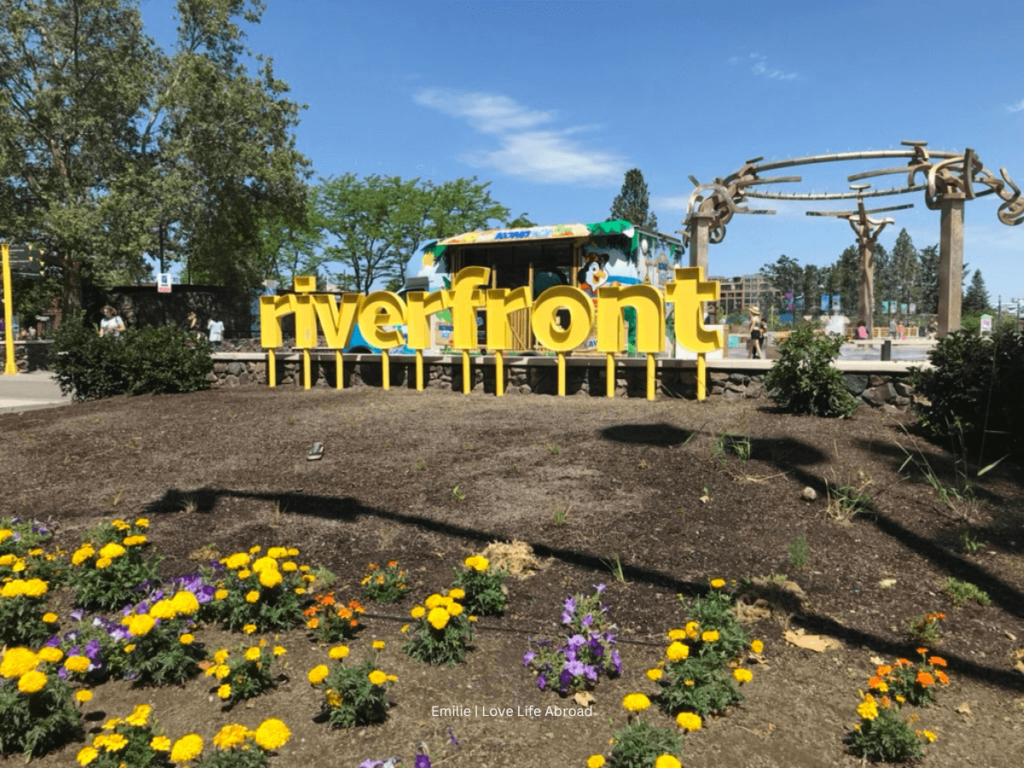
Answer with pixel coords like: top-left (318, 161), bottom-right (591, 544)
top-left (537, 673), bottom-right (547, 690)
top-left (593, 583), bottom-right (606, 593)
top-left (584, 664), bottom-right (599, 681)
top-left (447, 727), bottom-right (459, 747)
top-left (415, 755), bottom-right (432, 768)
top-left (564, 659), bottom-right (585, 678)
top-left (523, 651), bottom-right (536, 667)
top-left (564, 596), bottom-right (576, 613)
top-left (70, 609), bottom-right (85, 622)
top-left (561, 610), bottom-right (573, 624)
top-left (581, 613), bottom-right (593, 627)
top-left (611, 649), bottom-right (622, 675)
top-left (567, 633), bottom-right (585, 649)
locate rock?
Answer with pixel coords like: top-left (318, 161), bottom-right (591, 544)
top-left (802, 487), bottom-right (817, 501)
top-left (745, 380), bottom-right (764, 399)
top-left (723, 388), bottom-right (743, 400)
top-left (844, 374), bottom-right (868, 396)
top-left (225, 374), bottom-right (240, 387)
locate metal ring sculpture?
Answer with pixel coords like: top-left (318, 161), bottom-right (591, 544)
top-left (682, 141), bottom-right (1023, 250)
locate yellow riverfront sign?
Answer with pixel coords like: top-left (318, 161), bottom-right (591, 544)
top-left (260, 266), bottom-right (723, 399)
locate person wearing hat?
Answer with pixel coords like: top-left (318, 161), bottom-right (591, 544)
top-left (747, 306), bottom-right (763, 359)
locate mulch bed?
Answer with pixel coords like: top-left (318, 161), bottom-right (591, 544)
top-left (2, 386), bottom-right (1022, 767)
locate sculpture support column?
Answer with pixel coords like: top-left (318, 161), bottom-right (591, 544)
top-left (858, 240), bottom-right (874, 332)
top-left (687, 211), bottom-right (713, 275)
top-left (937, 192), bottom-right (965, 337)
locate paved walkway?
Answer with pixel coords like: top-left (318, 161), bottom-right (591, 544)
top-left (0, 370), bottom-right (70, 413)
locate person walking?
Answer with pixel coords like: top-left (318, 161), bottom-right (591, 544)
top-left (207, 315), bottom-right (225, 351)
top-left (99, 306), bottom-right (126, 338)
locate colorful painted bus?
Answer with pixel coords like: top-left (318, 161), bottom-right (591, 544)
top-left (398, 220), bottom-right (692, 356)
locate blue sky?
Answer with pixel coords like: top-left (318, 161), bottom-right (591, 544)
top-left (142, 0), bottom-right (1024, 304)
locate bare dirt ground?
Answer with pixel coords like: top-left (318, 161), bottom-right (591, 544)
top-left (2, 386), bottom-right (1023, 767)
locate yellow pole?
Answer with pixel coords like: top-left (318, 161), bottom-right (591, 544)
top-left (557, 352), bottom-right (565, 397)
top-left (382, 349), bottom-right (390, 391)
top-left (2, 243), bottom-right (17, 375)
top-left (696, 354), bottom-right (707, 401)
top-left (267, 349), bottom-right (276, 387)
top-left (495, 351), bottom-right (504, 397)
top-left (415, 349), bottom-right (424, 391)
top-left (335, 350), bottom-right (343, 389)
top-left (606, 353), bottom-right (615, 398)
top-left (462, 350), bottom-right (470, 394)
top-left (647, 353), bottom-right (655, 401)
top-left (303, 349), bottom-right (311, 390)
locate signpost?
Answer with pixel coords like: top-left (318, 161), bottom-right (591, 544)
top-left (157, 273), bottom-right (172, 293)
top-left (2, 243), bottom-right (17, 374)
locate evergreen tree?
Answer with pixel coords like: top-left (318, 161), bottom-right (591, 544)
top-left (918, 245), bottom-right (940, 314)
top-left (610, 169), bottom-right (658, 229)
top-left (890, 229), bottom-right (920, 309)
top-left (962, 269), bottom-right (991, 314)
top-left (831, 245), bottom-right (860, 318)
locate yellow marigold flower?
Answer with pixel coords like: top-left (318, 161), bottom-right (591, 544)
top-left (37, 646), bottom-right (63, 663)
top-left (0, 553), bottom-right (13, 565)
top-left (368, 670), bottom-right (388, 686)
top-left (401, 624), bottom-right (410, 633)
top-left (249, 545), bottom-right (262, 554)
top-left (282, 561), bottom-right (298, 572)
top-left (622, 693), bottom-right (651, 712)
top-left (213, 724), bottom-right (251, 749)
top-left (448, 602), bottom-right (464, 616)
top-left (666, 641), bottom-right (690, 662)
top-left (685, 621), bottom-right (700, 638)
top-left (295, 587), bottom-right (306, 595)
top-left (245, 647), bottom-right (262, 662)
top-left (214, 664), bottom-right (230, 680)
top-left (302, 574), bottom-right (315, 583)
top-left (101, 717), bottom-right (123, 731)
top-left (684, 679), bottom-right (695, 686)
top-left (18, 670), bottom-right (47, 693)
top-left (710, 578), bottom-right (726, 589)
top-left (128, 614), bottom-right (156, 637)
top-left (676, 711), bottom-right (702, 731)
top-left (213, 649), bottom-right (230, 664)
top-left (2, 648), bottom-right (40, 678)
top-left (75, 689), bottom-right (93, 702)
top-left (214, 589), bottom-right (228, 600)
top-left (21, 578), bottom-right (47, 597)
top-left (701, 630), bottom-right (720, 643)
top-left (448, 588), bottom-right (466, 599)
top-left (95, 557), bottom-right (113, 569)
top-left (308, 664), bottom-right (329, 685)
top-left (254, 718), bottom-right (291, 751)
top-left (329, 646), bottom-right (349, 660)
top-left (667, 629), bottom-right (686, 641)
top-left (424, 594), bottom-right (443, 609)
top-left (224, 553), bottom-right (250, 570)
top-left (150, 600), bottom-right (177, 620)
top-left (134, 518), bottom-right (149, 528)
top-left (151, 736), bottom-right (171, 751)
top-left (77, 746), bottom-right (99, 766)
top-left (170, 733), bottom-right (204, 764)
top-left (469, 616), bottom-right (478, 622)
top-left (237, 569), bottom-right (251, 580)
top-left (267, 547), bottom-right (288, 559)
top-left (246, 590), bottom-right (260, 603)
top-left (733, 668), bottom-right (753, 683)
top-left (410, 606), bottom-right (426, 619)
top-left (42, 612), bottom-right (59, 624)
top-left (465, 555), bottom-right (489, 571)
top-left (259, 568), bottom-right (283, 589)
top-left (299, 564), bottom-right (310, 572)
top-left (373, 641), bottom-right (385, 650)
top-left (243, 624), bottom-right (257, 635)
top-left (587, 756), bottom-right (606, 768)
top-left (252, 556), bottom-right (277, 574)
top-left (326, 689), bottom-right (342, 707)
top-left (387, 674), bottom-right (397, 682)
top-left (63, 655), bottom-right (89, 671)
top-left (0, 529), bottom-right (11, 543)
top-left (98, 543), bottom-right (126, 560)
top-left (751, 639), bottom-right (764, 654)
top-left (921, 730), bottom-right (937, 743)
top-left (179, 634), bottom-right (194, 645)
top-left (218, 684), bottom-right (232, 700)
top-left (857, 699), bottom-right (879, 721)
top-left (655, 756), bottom-right (682, 768)
top-left (72, 546), bottom-right (95, 566)
top-left (274, 646), bottom-right (286, 656)
top-left (124, 644), bottom-right (136, 653)
top-left (306, 618), bottom-right (320, 629)
top-left (427, 607), bottom-right (450, 630)
top-left (123, 535), bottom-right (147, 546)
top-left (126, 704), bottom-right (151, 726)
top-left (647, 668), bottom-right (664, 681)
top-left (171, 591), bottom-right (200, 616)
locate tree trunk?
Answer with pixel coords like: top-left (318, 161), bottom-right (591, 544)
top-left (62, 254), bottom-right (84, 317)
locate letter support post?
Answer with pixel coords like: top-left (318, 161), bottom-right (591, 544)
top-left (495, 351), bottom-right (504, 397)
top-left (462, 350), bottom-right (471, 394)
top-left (557, 353), bottom-right (566, 396)
top-left (697, 355), bottom-right (707, 401)
top-left (335, 351), bottom-right (343, 389)
top-left (267, 350), bottom-right (276, 388)
top-left (606, 353), bottom-right (615, 398)
top-left (303, 349), bottom-right (311, 390)
top-left (415, 350), bottom-right (424, 391)
top-left (646, 354), bottom-right (656, 401)
top-left (382, 349), bottom-right (390, 391)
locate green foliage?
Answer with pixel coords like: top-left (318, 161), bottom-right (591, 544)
top-left (208, 643), bottom-right (282, 705)
top-left (208, 560), bottom-right (308, 634)
top-left (609, 168), bottom-right (658, 230)
top-left (304, 594), bottom-right (366, 643)
top-left (451, 555), bottom-right (508, 616)
top-left (608, 718), bottom-right (682, 768)
top-left (825, 480), bottom-right (873, 521)
top-left (311, 651), bottom-right (393, 728)
top-left (0, 518), bottom-right (64, 586)
top-left (0, 670), bottom-right (82, 758)
top-left (958, 530), bottom-right (982, 554)
top-left (0, 583), bottom-right (52, 647)
top-left (764, 324), bottom-right (859, 417)
top-left (655, 655), bottom-right (742, 719)
top-left (67, 521), bottom-right (161, 611)
top-left (882, 652), bottom-right (949, 708)
top-left (52, 315), bottom-right (213, 402)
top-left (848, 705), bottom-right (925, 762)
top-left (907, 612), bottom-right (945, 645)
top-left (962, 269), bottom-right (991, 314)
top-left (196, 741), bottom-right (271, 768)
top-left (942, 577), bottom-right (990, 607)
top-left (712, 434), bottom-right (751, 462)
top-left (912, 327), bottom-right (1024, 458)
top-left (679, 586), bottom-right (750, 665)
top-left (361, 561), bottom-right (411, 604)
top-left (787, 535), bottom-right (810, 569)
top-left (75, 705), bottom-right (170, 768)
top-left (402, 591), bottom-right (475, 667)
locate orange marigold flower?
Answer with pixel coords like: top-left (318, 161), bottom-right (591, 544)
top-left (876, 665), bottom-right (892, 676)
top-left (895, 658), bottom-right (912, 667)
top-left (936, 670), bottom-right (950, 685)
top-left (916, 671), bottom-right (935, 687)
top-left (388, 560), bottom-right (398, 567)
top-left (339, 607), bottom-right (352, 619)
top-left (928, 656), bottom-right (947, 667)
top-left (916, 648), bottom-right (929, 655)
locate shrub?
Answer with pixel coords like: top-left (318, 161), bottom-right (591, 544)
top-left (942, 577), bottom-right (991, 606)
top-left (67, 519), bottom-right (161, 611)
top-left (912, 327), bottom-right (1024, 457)
top-left (308, 649), bottom-right (395, 728)
top-left (0, 648), bottom-right (82, 758)
top-left (848, 698), bottom-right (928, 762)
top-left (402, 590), bottom-right (475, 667)
top-left (451, 555), bottom-right (507, 616)
top-left (53, 313), bottom-right (212, 401)
top-left (764, 324), bottom-right (858, 417)
top-left (361, 561), bottom-right (411, 604)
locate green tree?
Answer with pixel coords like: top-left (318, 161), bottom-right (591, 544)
top-left (610, 168), bottom-right (657, 230)
top-left (830, 245), bottom-right (860, 319)
top-left (918, 244), bottom-right (940, 314)
top-left (0, 0), bottom-right (311, 311)
top-left (313, 175), bottom-right (510, 294)
top-left (890, 228), bottom-right (920, 310)
top-left (758, 255), bottom-right (802, 315)
top-left (962, 269), bottom-right (991, 314)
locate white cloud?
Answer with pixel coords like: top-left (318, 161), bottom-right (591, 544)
top-left (1007, 98), bottom-right (1024, 113)
top-left (652, 194), bottom-right (691, 213)
top-left (749, 53), bottom-right (798, 81)
top-left (414, 89), bottom-right (626, 185)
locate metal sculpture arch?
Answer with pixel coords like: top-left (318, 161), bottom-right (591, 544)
top-left (681, 141), bottom-right (1023, 335)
